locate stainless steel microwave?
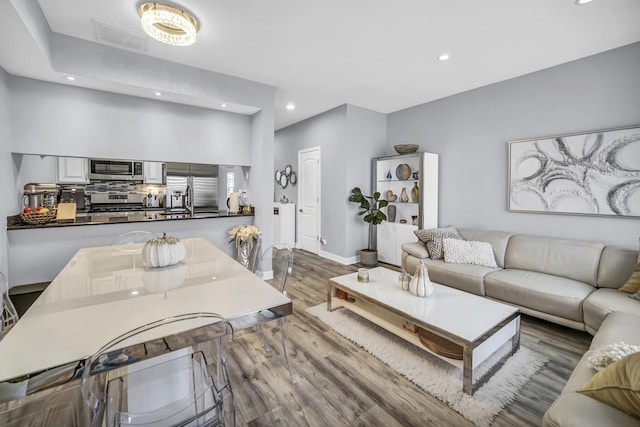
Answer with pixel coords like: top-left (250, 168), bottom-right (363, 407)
top-left (89, 159), bottom-right (143, 181)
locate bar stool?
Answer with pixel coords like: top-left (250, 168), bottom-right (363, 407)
top-left (0, 272), bottom-right (18, 341)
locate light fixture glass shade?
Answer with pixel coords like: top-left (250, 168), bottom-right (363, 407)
top-left (138, 2), bottom-right (199, 46)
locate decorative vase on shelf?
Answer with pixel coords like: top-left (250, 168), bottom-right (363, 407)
top-left (400, 187), bottom-right (409, 203)
top-left (387, 205), bottom-right (397, 222)
top-left (411, 182), bottom-right (419, 203)
top-left (386, 170), bottom-right (393, 179)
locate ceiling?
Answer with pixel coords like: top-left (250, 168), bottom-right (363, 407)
top-left (1, 0), bottom-right (639, 130)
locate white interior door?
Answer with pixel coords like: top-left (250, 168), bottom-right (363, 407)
top-left (297, 147), bottom-right (320, 254)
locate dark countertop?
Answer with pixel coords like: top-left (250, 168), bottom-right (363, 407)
top-left (7, 210), bottom-right (254, 230)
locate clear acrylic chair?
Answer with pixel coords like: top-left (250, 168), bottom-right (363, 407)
top-left (110, 231), bottom-right (155, 247)
top-left (254, 244), bottom-right (297, 384)
top-left (0, 271), bottom-right (19, 341)
top-left (81, 312), bottom-right (235, 427)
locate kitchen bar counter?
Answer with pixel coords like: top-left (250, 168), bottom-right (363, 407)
top-left (6, 210), bottom-right (254, 230)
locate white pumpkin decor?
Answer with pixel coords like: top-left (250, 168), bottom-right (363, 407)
top-left (409, 260), bottom-right (435, 298)
top-left (142, 233), bottom-right (185, 268)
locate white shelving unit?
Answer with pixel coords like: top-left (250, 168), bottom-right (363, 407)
top-left (374, 152), bottom-right (438, 266)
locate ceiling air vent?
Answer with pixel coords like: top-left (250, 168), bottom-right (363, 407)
top-left (94, 20), bottom-right (148, 53)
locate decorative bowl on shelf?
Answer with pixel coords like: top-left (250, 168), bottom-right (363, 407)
top-left (394, 144), bottom-right (419, 155)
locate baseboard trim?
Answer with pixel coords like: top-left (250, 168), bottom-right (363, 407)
top-left (319, 250), bottom-right (359, 265)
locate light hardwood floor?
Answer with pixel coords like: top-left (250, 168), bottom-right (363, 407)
top-left (228, 249), bottom-right (593, 426)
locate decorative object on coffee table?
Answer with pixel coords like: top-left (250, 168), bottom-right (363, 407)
top-left (408, 260), bottom-right (434, 297)
top-left (349, 187), bottom-right (388, 267)
top-left (394, 144), bottom-right (419, 155)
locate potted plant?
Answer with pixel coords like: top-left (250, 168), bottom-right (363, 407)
top-left (349, 187), bottom-right (388, 267)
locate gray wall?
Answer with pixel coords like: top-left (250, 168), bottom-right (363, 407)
top-left (9, 76), bottom-right (253, 164)
top-left (275, 104), bottom-right (387, 259)
top-left (388, 42), bottom-right (640, 249)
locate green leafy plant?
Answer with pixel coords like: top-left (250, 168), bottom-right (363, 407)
top-left (349, 187), bottom-right (388, 250)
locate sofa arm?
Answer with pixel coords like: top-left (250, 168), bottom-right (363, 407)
top-left (401, 242), bottom-right (429, 259)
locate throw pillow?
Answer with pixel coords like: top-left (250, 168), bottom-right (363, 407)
top-left (413, 226), bottom-right (462, 259)
top-left (443, 238), bottom-right (498, 268)
top-left (578, 352), bottom-right (640, 419)
top-left (619, 237), bottom-right (640, 293)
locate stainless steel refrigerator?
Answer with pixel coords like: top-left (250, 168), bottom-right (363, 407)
top-left (165, 162), bottom-right (218, 213)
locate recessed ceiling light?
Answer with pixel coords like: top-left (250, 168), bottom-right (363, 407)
top-left (221, 103), bottom-right (227, 108)
top-left (437, 53), bottom-right (450, 61)
top-left (286, 103), bottom-right (296, 110)
top-left (575, 0), bottom-right (593, 4)
top-left (155, 91), bottom-right (162, 96)
top-left (65, 75), bottom-right (75, 81)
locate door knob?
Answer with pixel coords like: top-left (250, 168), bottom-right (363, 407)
top-left (299, 209), bottom-right (303, 212)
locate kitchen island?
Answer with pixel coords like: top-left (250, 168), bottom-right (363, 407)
top-left (6, 210), bottom-right (255, 287)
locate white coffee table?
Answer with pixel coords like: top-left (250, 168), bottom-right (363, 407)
top-left (328, 267), bottom-right (520, 395)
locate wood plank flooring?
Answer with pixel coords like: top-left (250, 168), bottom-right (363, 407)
top-left (228, 249), bottom-right (592, 426)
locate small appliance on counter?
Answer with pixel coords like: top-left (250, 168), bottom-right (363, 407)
top-left (60, 186), bottom-right (86, 210)
top-left (146, 193), bottom-right (161, 208)
top-left (22, 183), bottom-right (60, 210)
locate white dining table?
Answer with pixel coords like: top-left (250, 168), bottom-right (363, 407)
top-left (0, 237), bottom-right (292, 384)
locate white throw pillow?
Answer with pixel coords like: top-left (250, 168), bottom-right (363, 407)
top-left (443, 238), bottom-right (498, 268)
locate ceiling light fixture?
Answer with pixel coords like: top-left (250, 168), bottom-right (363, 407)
top-left (575, 0), bottom-right (593, 4)
top-left (138, 2), bottom-right (199, 46)
top-left (65, 75), bottom-right (76, 81)
top-left (437, 53), bottom-right (450, 61)
top-left (155, 91), bottom-right (162, 96)
top-left (221, 103), bottom-right (227, 108)
top-left (286, 103), bottom-right (296, 110)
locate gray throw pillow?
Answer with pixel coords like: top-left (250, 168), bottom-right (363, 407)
top-left (413, 226), bottom-right (463, 259)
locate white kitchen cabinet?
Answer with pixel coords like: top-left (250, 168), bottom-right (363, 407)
top-left (274, 202), bottom-right (296, 247)
top-left (374, 152), bottom-right (438, 266)
top-left (144, 162), bottom-right (164, 184)
top-left (57, 157), bottom-right (89, 184)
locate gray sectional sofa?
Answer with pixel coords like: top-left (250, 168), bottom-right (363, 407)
top-left (400, 227), bottom-right (640, 426)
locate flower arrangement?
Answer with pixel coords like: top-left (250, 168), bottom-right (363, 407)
top-left (228, 225), bottom-right (261, 246)
top-left (228, 225), bottom-right (261, 270)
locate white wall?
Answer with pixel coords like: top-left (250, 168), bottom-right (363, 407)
top-left (387, 42), bottom-right (640, 249)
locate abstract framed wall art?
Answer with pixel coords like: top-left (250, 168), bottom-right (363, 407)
top-left (508, 126), bottom-right (640, 218)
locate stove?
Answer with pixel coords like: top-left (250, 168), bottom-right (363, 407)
top-left (90, 192), bottom-right (144, 212)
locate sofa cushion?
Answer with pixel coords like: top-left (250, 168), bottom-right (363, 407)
top-left (504, 235), bottom-right (603, 286)
top-left (420, 259), bottom-right (498, 296)
top-left (414, 227), bottom-right (462, 259)
top-left (443, 238), bottom-right (498, 268)
top-left (577, 352), bottom-right (640, 420)
top-left (401, 242), bottom-right (429, 260)
top-left (618, 253), bottom-right (640, 293)
top-left (597, 246), bottom-right (639, 289)
top-left (484, 269), bottom-right (594, 322)
top-left (457, 228), bottom-right (513, 268)
top-left (544, 381), bottom-right (640, 427)
top-left (584, 291), bottom-right (640, 336)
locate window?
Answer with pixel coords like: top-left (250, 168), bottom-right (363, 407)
top-left (226, 172), bottom-right (234, 197)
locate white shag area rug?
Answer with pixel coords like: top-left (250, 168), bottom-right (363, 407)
top-left (307, 304), bottom-right (548, 427)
